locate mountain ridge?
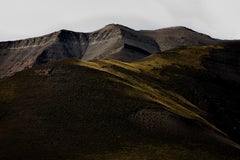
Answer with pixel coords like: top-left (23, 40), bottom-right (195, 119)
top-left (0, 24), bottom-right (162, 78)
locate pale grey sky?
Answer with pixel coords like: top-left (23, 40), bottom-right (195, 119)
top-left (0, 0), bottom-right (239, 41)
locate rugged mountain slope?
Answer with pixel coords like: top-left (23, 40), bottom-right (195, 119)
top-left (0, 24), bottom-right (160, 78)
top-left (141, 26), bottom-right (218, 51)
top-left (0, 25), bottom-right (222, 79)
top-left (0, 30), bottom-right (88, 78)
top-left (82, 24), bottom-right (160, 61)
top-left (0, 41), bottom-right (240, 160)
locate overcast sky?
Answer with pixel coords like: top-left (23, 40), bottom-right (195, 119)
top-left (0, 0), bottom-right (239, 41)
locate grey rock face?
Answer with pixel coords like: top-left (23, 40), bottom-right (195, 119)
top-left (82, 24), bottom-right (160, 61)
top-left (34, 30), bottom-right (88, 65)
top-left (0, 32), bottom-right (58, 78)
top-left (0, 24), bottom-right (160, 78)
top-left (0, 30), bottom-right (88, 78)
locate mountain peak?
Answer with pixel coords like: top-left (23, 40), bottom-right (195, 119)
top-left (54, 29), bottom-right (84, 41)
top-left (82, 23), bottom-right (160, 61)
top-left (56, 29), bottom-right (78, 35)
top-left (98, 23), bottom-right (135, 32)
top-left (104, 23), bottom-right (122, 28)
top-left (168, 26), bottom-right (190, 29)
top-left (104, 23), bottom-right (127, 28)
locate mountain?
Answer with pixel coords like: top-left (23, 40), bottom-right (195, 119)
top-left (141, 26), bottom-right (218, 51)
top-left (82, 24), bottom-right (160, 61)
top-left (0, 24), bottom-right (160, 78)
top-left (0, 40), bottom-right (240, 160)
top-left (0, 25), bottom-right (240, 159)
top-left (0, 25), bottom-right (222, 79)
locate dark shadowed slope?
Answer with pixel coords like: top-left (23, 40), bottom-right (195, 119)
top-left (134, 41), bottom-right (240, 143)
top-left (0, 41), bottom-right (239, 160)
top-left (141, 26), bottom-right (219, 51)
top-left (0, 24), bottom-right (160, 78)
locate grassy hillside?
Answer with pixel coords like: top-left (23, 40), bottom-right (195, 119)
top-left (0, 43), bottom-right (240, 159)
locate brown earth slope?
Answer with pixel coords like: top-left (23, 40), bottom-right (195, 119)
top-left (141, 26), bottom-right (218, 51)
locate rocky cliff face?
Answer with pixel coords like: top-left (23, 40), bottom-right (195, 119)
top-left (0, 32), bottom-right (58, 78)
top-left (34, 30), bottom-right (88, 65)
top-left (0, 24), bottom-right (160, 78)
